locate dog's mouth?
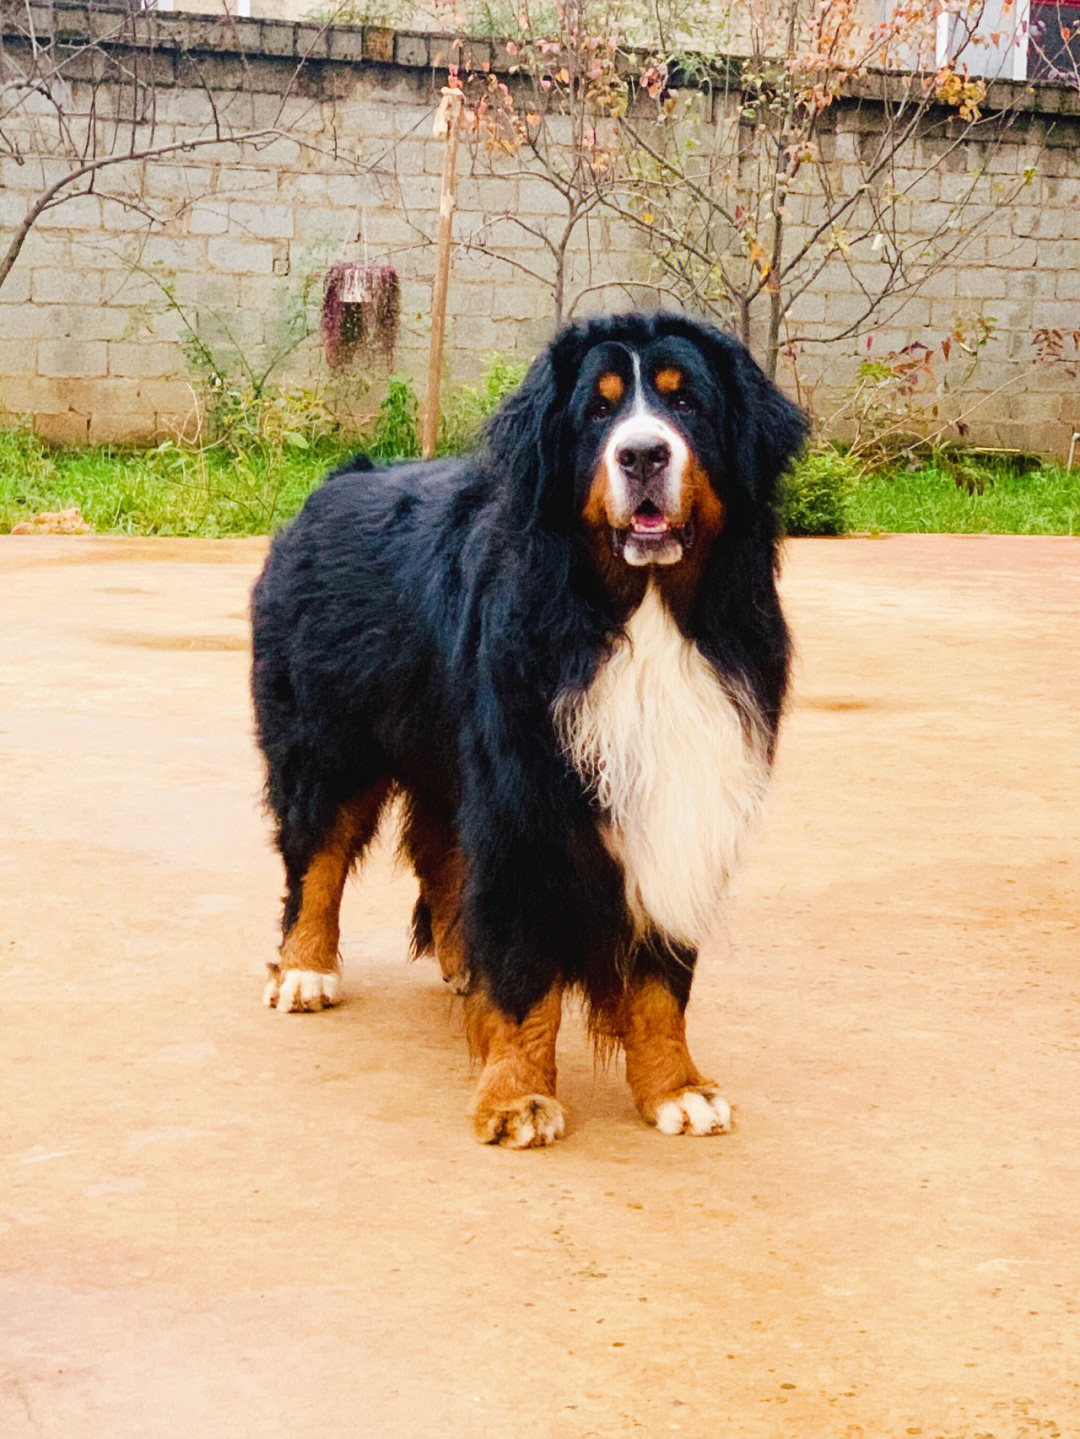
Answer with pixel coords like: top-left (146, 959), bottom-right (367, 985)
top-left (612, 502), bottom-right (694, 567)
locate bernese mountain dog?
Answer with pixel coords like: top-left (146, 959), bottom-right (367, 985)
top-left (251, 311), bottom-right (806, 1147)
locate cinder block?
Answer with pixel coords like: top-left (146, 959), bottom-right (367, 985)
top-left (997, 237), bottom-right (1039, 269)
top-left (917, 267), bottom-right (960, 301)
top-left (516, 176), bottom-right (560, 214)
top-left (228, 200), bottom-right (295, 239)
top-left (145, 162), bottom-right (216, 200)
top-left (34, 411), bottom-right (91, 445)
top-left (1007, 392), bottom-right (1065, 423)
top-left (214, 164), bottom-right (276, 196)
top-left (35, 193), bottom-right (102, 230)
top-left (517, 316), bottom-right (557, 352)
top-left (187, 204), bottom-right (229, 236)
top-left (939, 171), bottom-right (978, 205)
top-left (462, 174), bottom-right (518, 214)
top-left (293, 206), bottom-right (360, 245)
top-left (0, 372), bottom-right (49, 417)
top-left (0, 185), bottom-right (29, 230)
top-left (30, 268), bottom-right (105, 306)
top-left (358, 210), bottom-right (421, 251)
top-left (296, 24), bottom-right (330, 60)
top-left (961, 267), bottom-right (1009, 300)
top-left (491, 282), bottom-right (538, 321)
top-left (107, 341), bottom-right (183, 380)
top-left (2, 303), bottom-right (53, 340)
top-left (37, 339), bottom-right (109, 379)
top-left (230, 19), bottom-right (265, 53)
top-left (97, 193), bottom-right (142, 233)
top-left (395, 32), bottom-right (430, 69)
top-left (87, 411), bottom-right (160, 445)
top-left (260, 22), bottom-right (297, 59)
top-left (206, 236), bottom-right (275, 273)
top-left (277, 170), bottom-right (334, 203)
top-left (0, 266), bottom-right (32, 304)
top-left (454, 39), bottom-right (493, 74)
top-left (255, 136), bottom-right (303, 169)
top-left (786, 291), bottom-right (827, 325)
top-left (133, 379), bottom-right (195, 414)
top-left (364, 27), bottom-right (395, 63)
top-left (57, 306), bottom-right (133, 343)
top-left (161, 87), bottom-right (218, 128)
top-left (331, 28), bottom-right (367, 65)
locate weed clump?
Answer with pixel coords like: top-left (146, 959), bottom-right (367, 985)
top-left (779, 448), bottom-right (859, 536)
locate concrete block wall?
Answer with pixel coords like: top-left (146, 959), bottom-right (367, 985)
top-left (1, 5), bottom-right (1078, 453)
top-left (772, 91), bottom-right (1080, 456)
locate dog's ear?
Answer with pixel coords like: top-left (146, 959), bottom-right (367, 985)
top-left (730, 346), bottom-right (808, 502)
top-left (482, 325), bottom-right (590, 528)
top-left (694, 323), bottom-right (807, 502)
top-left (481, 345), bottom-right (563, 524)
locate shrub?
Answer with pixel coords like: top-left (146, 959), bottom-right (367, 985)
top-left (779, 447), bottom-right (858, 536)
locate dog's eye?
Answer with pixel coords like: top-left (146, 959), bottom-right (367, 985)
top-left (588, 396), bottom-right (615, 422)
top-left (670, 392), bottom-right (696, 414)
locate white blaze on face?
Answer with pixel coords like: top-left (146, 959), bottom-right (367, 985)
top-left (600, 354), bottom-right (691, 566)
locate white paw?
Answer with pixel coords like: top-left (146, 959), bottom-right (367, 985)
top-left (654, 1088), bottom-right (732, 1136)
top-left (264, 967), bottom-right (342, 1012)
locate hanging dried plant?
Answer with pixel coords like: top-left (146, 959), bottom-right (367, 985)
top-left (321, 262), bottom-right (400, 370)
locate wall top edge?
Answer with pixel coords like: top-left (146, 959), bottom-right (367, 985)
top-left (3, 1), bottom-right (1078, 120)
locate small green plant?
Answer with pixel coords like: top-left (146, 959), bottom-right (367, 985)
top-left (779, 447), bottom-right (858, 536)
top-left (361, 357), bottom-right (528, 463)
top-left (366, 376), bottom-right (421, 460)
top-left (125, 263), bottom-right (373, 526)
top-left (436, 354), bottom-right (528, 456)
top-left (839, 314), bottom-right (998, 468)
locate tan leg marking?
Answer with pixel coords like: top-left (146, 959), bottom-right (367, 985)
top-left (614, 978), bottom-right (732, 1136)
top-left (266, 786), bottom-right (389, 1012)
top-left (466, 985), bottom-right (566, 1148)
top-left (401, 805), bottom-right (469, 989)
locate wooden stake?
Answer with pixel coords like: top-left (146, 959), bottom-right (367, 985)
top-left (423, 88), bottom-right (464, 460)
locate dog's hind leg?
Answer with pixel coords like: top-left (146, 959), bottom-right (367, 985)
top-left (265, 780), bottom-right (392, 1012)
top-left (399, 800), bottom-right (469, 992)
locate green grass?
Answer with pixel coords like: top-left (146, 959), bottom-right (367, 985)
top-left (3, 420), bottom-right (1079, 539)
top-left (847, 459), bottom-right (1080, 536)
top-left (0, 359), bottom-right (534, 537)
top-left (0, 428), bottom-right (357, 536)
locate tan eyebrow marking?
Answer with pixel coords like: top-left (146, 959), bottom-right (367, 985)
top-left (597, 372), bottom-right (625, 403)
top-left (654, 366), bottom-right (683, 395)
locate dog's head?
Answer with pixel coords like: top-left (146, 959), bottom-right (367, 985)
top-left (485, 312), bottom-right (807, 574)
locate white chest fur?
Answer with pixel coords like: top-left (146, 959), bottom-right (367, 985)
top-left (555, 587), bottom-right (770, 949)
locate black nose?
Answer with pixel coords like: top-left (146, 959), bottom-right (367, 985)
top-left (616, 439), bottom-right (670, 483)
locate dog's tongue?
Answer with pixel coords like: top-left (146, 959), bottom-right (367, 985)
top-left (632, 506), bottom-right (670, 533)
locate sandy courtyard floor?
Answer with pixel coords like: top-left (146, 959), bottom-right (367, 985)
top-left (1, 533), bottom-right (1078, 1438)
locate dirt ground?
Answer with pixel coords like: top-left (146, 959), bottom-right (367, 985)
top-left (1, 533), bottom-right (1078, 1439)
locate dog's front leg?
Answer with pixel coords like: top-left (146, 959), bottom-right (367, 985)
top-left (614, 975), bottom-right (732, 1136)
top-left (466, 983), bottom-right (565, 1148)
